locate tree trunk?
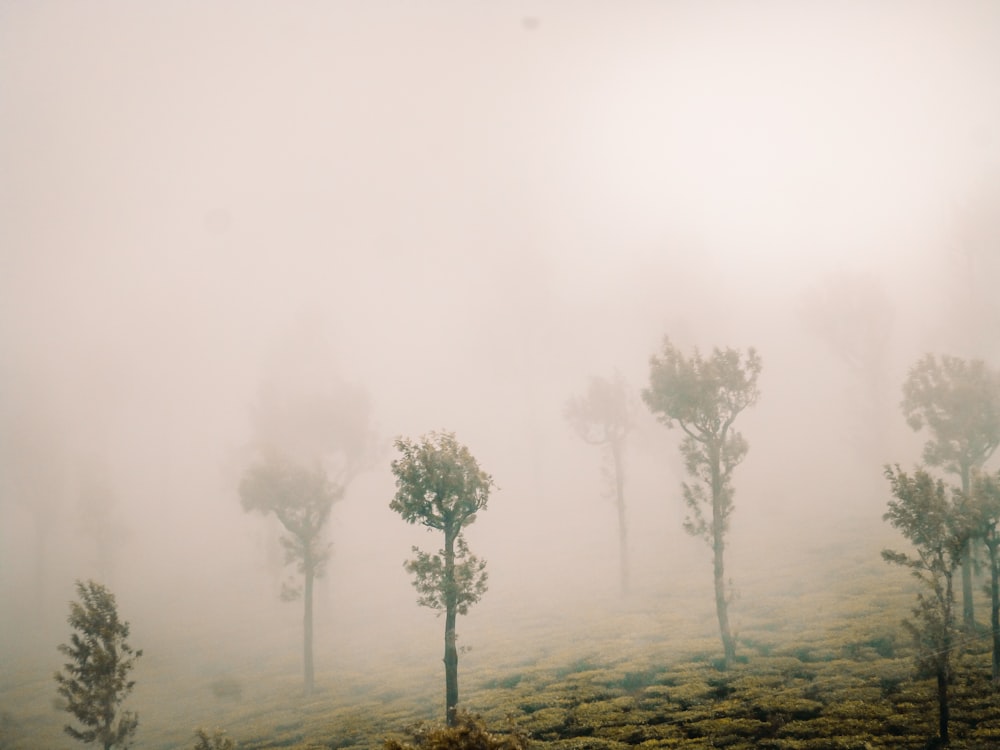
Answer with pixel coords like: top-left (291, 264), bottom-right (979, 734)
top-left (303, 555), bottom-right (314, 697)
top-left (611, 439), bottom-right (628, 595)
top-left (443, 528), bottom-right (459, 726)
top-left (989, 534), bottom-right (1000, 686)
top-left (710, 443), bottom-right (735, 669)
top-left (961, 467), bottom-right (975, 630)
top-left (937, 668), bottom-right (950, 745)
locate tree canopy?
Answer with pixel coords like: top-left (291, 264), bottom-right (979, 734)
top-left (901, 353), bottom-right (1000, 480)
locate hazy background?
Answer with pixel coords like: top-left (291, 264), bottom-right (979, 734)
top-left (2, 0), bottom-right (1000, 705)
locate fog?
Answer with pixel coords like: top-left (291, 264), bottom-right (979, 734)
top-left (2, 0), bottom-right (1000, 719)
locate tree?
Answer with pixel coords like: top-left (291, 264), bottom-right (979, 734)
top-left (901, 353), bottom-right (1000, 628)
top-left (642, 338), bottom-right (761, 668)
top-left (565, 372), bottom-right (634, 594)
top-left (390, 431), bottom-right (495, 726)
top-left (54, 580), bottom-right (143, 750)
top-left (971, 470), bottom-right (1000, 685)
top-left (882, 466), bottom-right (976, 746)
top-left (239, 452), bottom-right (341, 696)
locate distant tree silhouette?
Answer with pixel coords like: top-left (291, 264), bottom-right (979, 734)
top-left (239, 332), bottom-right (375, 697)
top-left (54, 580), bottom-right (142, 750)
top-left (239, 452), bottom-right (341, 697)
top-left (390, 431), bottom-right (495, 726)
top-left (643, 337), bottom-right (761, 669)
top-left (565, 372), bottom-right (634, 594)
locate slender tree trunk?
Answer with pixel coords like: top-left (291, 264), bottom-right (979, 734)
top-left (303, 553), bottom-right (314, 697)
top-left (611, 439), bottom-right (628, 595)
top-left (939, 570), bottom-right (954, 745)
top-left (961, 467), bottom-right (975, 630)
top-left (937, 669), bottom-right (950, 745)
top-left (443, 528), bottom-right (459, 726)
top-left (989, 534), bottom-right (1000, 686)
top-left (710, 444), bottom-right (735, 669)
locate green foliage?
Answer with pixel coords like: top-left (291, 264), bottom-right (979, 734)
top-left (901, 353), bottom-right (1000, 480)
top-left (642, 337), bottom-right (760, 542)
top-left (405, 535), bottom-right (488, 616)
top-left (390, 432), bottom-right (494, 532)
top-left (390, 431), bottom-right (494, 615)
top-left (882, 466), bottom-right (977, 742)
top-left (193, 727), bottom-right (237, 750)
top-left (54, 580), bottom-right (143, 750)
top-left (383, 711), bottom-right (528, 750)
top-left (643, 337), bottom-right (761, 668)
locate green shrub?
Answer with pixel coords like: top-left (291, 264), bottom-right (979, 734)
top-left (193, 727), bottom-right (237, 750)
top-left (384, 711), bottom-right (528, 750)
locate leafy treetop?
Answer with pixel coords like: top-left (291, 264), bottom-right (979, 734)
top-left (901, 353), bottom-right (1000, 479)
top-left (642, 338), bottom-right (761, 443)
top-left (390, 431), bottom-right (495, 534)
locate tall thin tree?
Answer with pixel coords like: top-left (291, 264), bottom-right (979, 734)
top-left (239, 452), bottom-right (340, 696)
top-left (390, 431), bottom-right (494, 726)
top-left (643, 337), bottom-right (761, 668)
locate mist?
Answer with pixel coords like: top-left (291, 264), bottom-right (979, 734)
top-left (3, 1), bottom-right (1000, 744)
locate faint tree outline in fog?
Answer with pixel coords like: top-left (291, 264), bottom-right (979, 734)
top-left (642, 337), bottom-right (761, 669)
top-left (564, 371), bottom-right (635, 595)
top-left (799, 271), bottom-right (894, 468)
top-left (54, 580), bottom-right (142, 750)
top-left (76, 457), bottom-right (128, 587)
top-left (239, 451), bottom-right (342, 697)
top-left (390, 431), bottom-right (495, 726)
top-left (239, 338), bottom-right (376, 697)
top-left (901, 353), bottom-right (1000, 631)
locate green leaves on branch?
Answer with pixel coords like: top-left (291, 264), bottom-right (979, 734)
top-left (642, 338), bottom-right (761, 440)
top-left (390, 432), bottom-right (494, 532)
top-left (643, 337), bottom-right (760, 542)
top-left (405, 535), bottom-right (488, 615)
top-left (881, 466), bottom-right (973, 682)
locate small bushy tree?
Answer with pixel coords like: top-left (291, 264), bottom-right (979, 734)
top-left (384, 710), bottom-right (528, 750)
top-left (54, 580), bottom-right (142, 750)
top-left (390, 431), bottom-right (495, 726)
top-left (882, 466), bottom-right (976, 746)
top-left (193, 728), bottom-right (237, 750)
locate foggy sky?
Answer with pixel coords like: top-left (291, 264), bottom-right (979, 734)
top-left (3, 0), bottom-right (1000, 691)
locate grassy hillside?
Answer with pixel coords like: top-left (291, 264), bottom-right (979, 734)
top-left (3, 520), bottom-right (1000, 749)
